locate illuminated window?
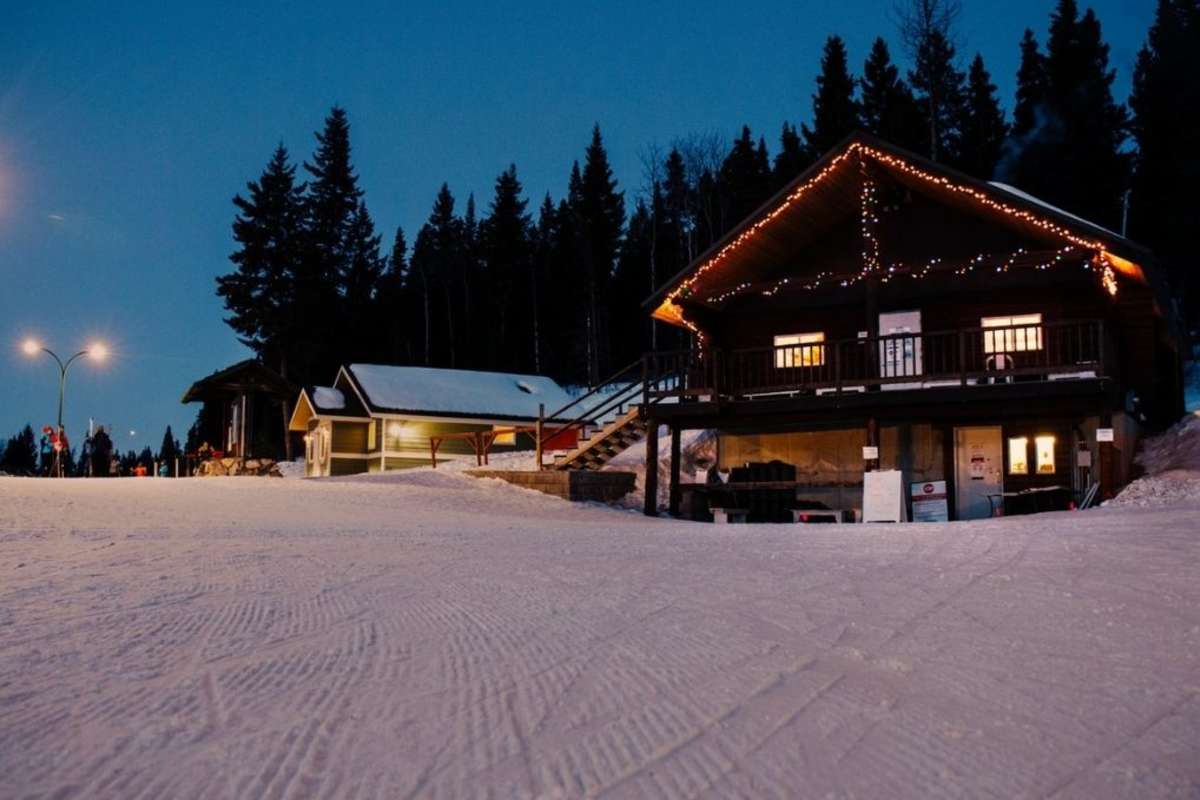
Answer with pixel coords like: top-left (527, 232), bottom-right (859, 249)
top-left (982, 313), bottom-right (1043, 354)
top-left (774, 332), bottom-right (825, 367)
top-left (1008, 437), bottom-right (1029, 475)
top-left (1035, 435), bottom-right (1056, 473)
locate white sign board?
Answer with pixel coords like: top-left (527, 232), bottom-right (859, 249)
top-left (1096, 428), bottom-right (1114, 442)
top-left (862, 445), bottom-right (879, 460)
top-left (863, 470), bottom-right (905, 523)
top-left (910, 480), bottom-right (949, 523)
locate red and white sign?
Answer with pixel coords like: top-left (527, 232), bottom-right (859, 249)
top-left (911, 480), bottom-right (949, 523)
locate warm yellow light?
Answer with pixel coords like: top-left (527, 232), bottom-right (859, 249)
top-left (88, 342), bottom-right (109, 361)
top-left (22, 338), bottom-right (40, 356)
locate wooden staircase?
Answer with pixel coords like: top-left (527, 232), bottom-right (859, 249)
top-left (550, 406), bottom-right (649, 471)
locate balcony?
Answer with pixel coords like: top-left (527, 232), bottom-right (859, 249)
top-left (643, 319), bottom-right (1110, 406)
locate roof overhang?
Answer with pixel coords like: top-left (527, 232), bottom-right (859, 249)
top-left (645, 132), bottom-right (1156, 327)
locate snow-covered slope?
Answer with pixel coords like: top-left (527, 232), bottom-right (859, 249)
top-left (1111, 411), bottom-right (1200, 507)
top-left (2, 474), bottom-right (1198, 798)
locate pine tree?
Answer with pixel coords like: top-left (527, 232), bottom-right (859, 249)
top-left (410, 185), bottom-right (465, 368)
top-left (909, 29), bottom-right (965, 161)
top-left (481, 165), bottom-right (532, 371)
top-left (302, 106), bottom-right (365, 379)
top-left (374, 226), bottom-right (409, 363)
top-left (216, 144), bottom-right (306, 378)
top-left (662, 147), bottom-right (696, 265)
top-left (1012, 29), bottom-right (1048, 138)
top-left (610, 199), bottom-right (654, 367)
top-left (340, 200), bottom-right (384, 358)
top-left (574, 125), bottom-right (625, 384)
top-left (719, 126), bottom-right (772, 231)
top-left (1130, 0), bottom-right (1200, 322)
top-left (772, 122), bottom-right (809, 190)
top-left (803, 36), bottom-right (861, 156)
top-left (158, 425), bottom-right (180, 472)
top-left (860, 37), bottom-right (925, 152)
top-left (1003, 1), bottom-right (1130, 228)
top-left (0, 426), bottom-right (37, 475)
top-left (954, 54), bottom-right (1008, 178)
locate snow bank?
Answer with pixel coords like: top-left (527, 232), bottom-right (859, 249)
top-left (1109, 411), bottom-right (1200, 507)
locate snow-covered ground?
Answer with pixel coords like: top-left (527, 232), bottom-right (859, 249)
top-left (2, 471), bottom-right (1199, 799)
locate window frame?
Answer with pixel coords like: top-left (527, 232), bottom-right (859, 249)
top-left (774, 331), bottom-right (826, 368)
top-left (1007, 436), bottom-right (1029, 475)
top-left (982, 313), bottom-right (1044, 354)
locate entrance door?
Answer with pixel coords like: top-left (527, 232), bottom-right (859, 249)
top-left (954, 426), bottom-right (1003, 520)
top-left (879, 310), bottom-right (923, 390)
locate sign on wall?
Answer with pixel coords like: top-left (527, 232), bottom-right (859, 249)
top-left (862, 445), bottom-right (879, 460)
top-left (910, 480), bottom-right (949, 523)
top-left (1096, 428), bottom-right (1114, 442)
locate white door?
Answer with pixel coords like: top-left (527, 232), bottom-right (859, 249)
top-left (954, 426), bottom-right (1003, 520)
top-left (879, 310), bottom-right (923, 390)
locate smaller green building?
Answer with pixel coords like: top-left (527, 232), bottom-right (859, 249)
top-left (288, 364), bottom-right (575, 477)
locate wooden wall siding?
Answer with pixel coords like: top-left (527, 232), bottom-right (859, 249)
top-left (331, 421), bottom-right (369, 453)
top-left (380, 420), bottom-right (535, 456)
top-left (329, 457), bottom-right (367, 476)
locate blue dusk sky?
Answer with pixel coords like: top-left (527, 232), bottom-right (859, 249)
top-left (0, 1), bottom-right (1154, 453)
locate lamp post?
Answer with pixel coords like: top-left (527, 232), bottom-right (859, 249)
top-left (22, 338), bottom-right (108, 475)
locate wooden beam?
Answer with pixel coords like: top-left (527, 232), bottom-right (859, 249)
top-left (643, 422), bottom-right (659, 516)
top-left (669, 424), bottom-right (682, 518)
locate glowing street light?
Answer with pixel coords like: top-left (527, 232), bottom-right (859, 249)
top-left (21, 338), bottom-right (109, 476)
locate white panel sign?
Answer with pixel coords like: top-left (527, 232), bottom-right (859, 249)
top-left (1096, 428), bottom-right (1114, 442)
top-left (862, 446), bottom-right (879, 460)
top-left (863, 470), bottom-right (905, 523)
top-left (910, 481), bottom-right (949, 523)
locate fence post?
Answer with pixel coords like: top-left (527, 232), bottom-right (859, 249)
top-left (535, 403), bottom-right (544, 471)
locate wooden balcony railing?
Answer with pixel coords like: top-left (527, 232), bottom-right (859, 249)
top-left (642, 319), bottom-right (1110, 404)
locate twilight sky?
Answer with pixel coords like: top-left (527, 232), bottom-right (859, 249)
top-left (0, 0), bottom-right (1154, 453)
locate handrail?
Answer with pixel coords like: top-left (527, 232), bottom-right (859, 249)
top-left (534, 358), bottom-right (651, 468)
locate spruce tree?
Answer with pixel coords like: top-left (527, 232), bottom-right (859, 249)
top-left (909, 29), bottom-right (965, 161)
top-left (954, 54), bottom-right (1008, 179)
top-left (340, 200), bottom-right (384, 358)
top-left (158, 425), bottom-right (180, 472)
top-left (376, 226), bottom-right (410, 363)
top-left (410, 185), bottom-right (465, 368)
top-left (1, 425), bottom-right (38, 476)
top-left (574, 126), bottom-right (625, 384)
top-left (662, 147), bottom-right (695, 265)
top-left (610, 199), bottom-right (654, 367)
top-left (302, 106), bottom-right (365, 379)
top-left (1131, 0), bottom-right (1200, 322)
top-left (860, 37), bottom-right (925, 152)
top-left (803, 36), bottom-right (861, 156)
top-left (772, 122), bottom-right (809, 190)
top-left (1011, 29), bottom-right (1048, 139)
top-left (719, 126), bottom-right (772, 231)
top-left (1004, 1), bottom-right (1129, 228)
top-left (216, 144), bottom-right (305, 379)
top-left (481, 165), bottom-right (532, 371)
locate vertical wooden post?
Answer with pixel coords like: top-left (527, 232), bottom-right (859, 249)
top-left (941, 424), bottom-right (957, 521)
top-left (1098, 406), bottom-right (1115, 501)
top-left (535, 403), bottom-right (544, 471)
top-left (643, 420), bottom-right (659, 516)
top-left (865, 417), bottom-right (879, 473)
top-left (669, 424), bottom-right (682, 518)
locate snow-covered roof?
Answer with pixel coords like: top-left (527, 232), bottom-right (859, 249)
top-left (346, 364), bottom-right (575, 420)
top-left (987, 181), bottom-right (1125, 240)
top-left (310, 386), bottom-right (345, 412)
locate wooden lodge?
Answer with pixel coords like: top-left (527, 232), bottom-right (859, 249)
top-left (629, 133), bottom-right (1186, 521)
top-left (288, 364), bottom-right (576, 477)
top-left (182, 359), bottom-right (297, 462)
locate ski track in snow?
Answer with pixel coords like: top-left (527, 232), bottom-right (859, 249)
top-left (1, 473), bottom-right (1198, 798)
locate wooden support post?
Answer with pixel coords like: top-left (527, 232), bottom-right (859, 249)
top-left (430, 437), bottom-right (441, 469)
top-left (535, 403), bottom-right (544, 471)
top-left (1098, 406), bottom-right (1115, 501)
top-left (865, 417), bottom-right (879, 473)
top-left (669, 424), bottom-right (682, 518)
top-left (643, 420), bottom-right (659, 516)
top-left (941, 424), bottom-right (956, 521)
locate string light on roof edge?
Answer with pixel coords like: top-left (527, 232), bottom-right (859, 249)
top-left (669, 142), bottom-right (1127, 343)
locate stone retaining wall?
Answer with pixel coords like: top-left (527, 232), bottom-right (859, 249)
top-left (467, 470), bottom-right (636, 502)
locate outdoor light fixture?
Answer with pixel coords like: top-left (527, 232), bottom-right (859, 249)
top-left (19, 337), bottom-right (109, 476)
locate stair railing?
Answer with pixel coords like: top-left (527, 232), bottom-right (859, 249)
top-left (535, 357), bottom-right (661, 469)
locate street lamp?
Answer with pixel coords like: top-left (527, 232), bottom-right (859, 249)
top-left (21, 338), bottom-right (108, 474)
